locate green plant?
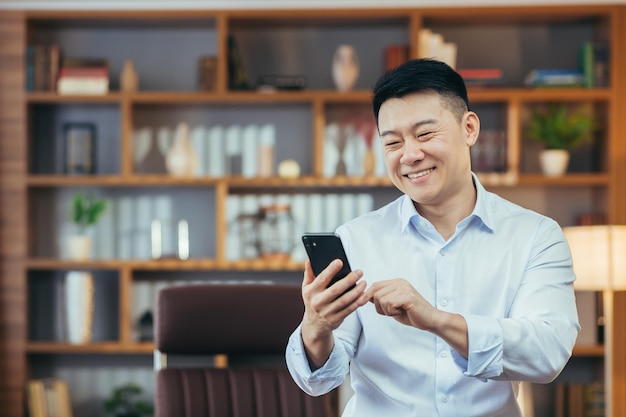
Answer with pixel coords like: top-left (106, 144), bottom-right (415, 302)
top-left (71, 192), bottom-right (108, 233)
top-left (525, 103), bottom-right (595, 151)
top-left (103, 383), bottom-right (154, 417)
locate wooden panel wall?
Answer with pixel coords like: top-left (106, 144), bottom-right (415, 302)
top-left (0, 11), bottom-right (27, 417)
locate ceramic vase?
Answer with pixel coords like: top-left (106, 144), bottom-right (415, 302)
top-left (363, 147), bottom-right (376, 177)
top-left (67, 234), bottom-right (92, 261)
top-left (332, 44), bottom-right (359, 92)
top-left (165, 122), bottom-right (199, 177)
top-left (64, 271), bottom-right (95, 344)
top-left (539, 149), bottom-right (569, 177)
top-left (138, 131), bottom-right (166, 174)
top-left (120, 59), bottom-right (138, 92)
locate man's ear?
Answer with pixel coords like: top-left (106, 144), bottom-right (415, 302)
top-left (463, 111), bottom-right (480, 146)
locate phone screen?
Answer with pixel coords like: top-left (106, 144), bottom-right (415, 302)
top-left (302, 233), bottom-right (352, 288)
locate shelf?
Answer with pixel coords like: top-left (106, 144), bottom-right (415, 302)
top-left (27, 174), bottom-right (608, 188)
top-left (25, 258), bottom-right (304, 271)
top-left (468, 87), bottom-right (612, 103)
top-left (26, 342), bottom-right (154, 354)
top-left (26, 175), bottom-right (394, 188)
top-left (26, 92), bottom-right (123, 103)
top-left (572, 344), bottom-right (605, 357)
top-left (25, 87), bottom-right (612, 105)
top-left (517, 173), bottom-right (610, 186)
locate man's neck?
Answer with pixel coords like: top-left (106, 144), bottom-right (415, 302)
top-left (415, 178), bottom-right (478, 241)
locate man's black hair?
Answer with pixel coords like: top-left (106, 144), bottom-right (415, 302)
top-left (372, 58), bottom-right (470, 124)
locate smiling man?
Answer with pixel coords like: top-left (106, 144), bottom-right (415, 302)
top-left (286, 58), bottom-right (580, 417)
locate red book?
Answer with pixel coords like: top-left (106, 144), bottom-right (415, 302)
top-left (59, 67), bottom-right (108, 78)
top-left (457, 68), bottom-right (503, 80)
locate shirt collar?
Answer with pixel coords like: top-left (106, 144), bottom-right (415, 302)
top-left (470, 173), bottom-right (495, 232)
top-left (399, 172), bottom-right (495, 234)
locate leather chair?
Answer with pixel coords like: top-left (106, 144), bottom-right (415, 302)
top-left (154, 283), bottom-right (335, 417)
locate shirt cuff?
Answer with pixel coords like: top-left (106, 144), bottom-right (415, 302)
top-left (462, 314), bottom-right (503, 379)
top-left (286, 324), bottom-right (350, 383)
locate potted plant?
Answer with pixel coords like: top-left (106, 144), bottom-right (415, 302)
top-left (67, 192), bottom-right (108, 260)
top-left (103, 383), bottom-right (154, 417)
top-left (525, 103), bottom-right (595, 176)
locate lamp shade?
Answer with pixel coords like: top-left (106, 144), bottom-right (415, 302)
top-left (562, 225), bottom-right (626, 291)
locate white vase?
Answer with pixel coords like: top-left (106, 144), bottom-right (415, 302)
top-left (67, 234), bottom-right (92, 260)
top-left (539, 149), bottom-right (570, 177)
top-left (332, 44), bottom-right (359, 92)
top-left (64, 271), bottom-right (95, 344)
top-left (165, 122), bottom-right (199, 177)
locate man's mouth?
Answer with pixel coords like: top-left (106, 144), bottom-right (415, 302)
top-left (406, 168), bottom-right (434, 179)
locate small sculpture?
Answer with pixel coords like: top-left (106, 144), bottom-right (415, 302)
top-left (120, 59), bottom-right (138, 92)
top-left (165, 122), bottom-right (198, 177)
top-left (332, 44), bottom-right (359, 92)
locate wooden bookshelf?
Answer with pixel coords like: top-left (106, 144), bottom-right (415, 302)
top-left (1, 5), bottom-right (625, 417)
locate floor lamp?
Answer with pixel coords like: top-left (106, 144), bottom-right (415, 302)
top-left (563, 225), bottom-right (626, 417)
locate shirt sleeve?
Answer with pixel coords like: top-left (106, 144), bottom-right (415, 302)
top-left (285, 324), bottom-right (352, 396)
top-left (461, 218), bottom-right (580, 383)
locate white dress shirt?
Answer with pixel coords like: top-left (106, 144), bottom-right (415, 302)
top-left (286, 175), bottom-right (580, 417)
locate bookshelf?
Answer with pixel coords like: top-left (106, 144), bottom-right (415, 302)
top-left (0, 5), bottom-right (625, 417)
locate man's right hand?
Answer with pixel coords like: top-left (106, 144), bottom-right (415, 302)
top-left (300, 259), bottom-right (368, 370)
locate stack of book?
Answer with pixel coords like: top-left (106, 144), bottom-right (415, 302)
top-left (457, 68), bottom-right (504, 86)
top-left (579, 40), bottom-right (610, 88)
top-left (384, 44), bottom-right (409, 71)
top-left (27, 378), bottom-right (73, 417)
top-left (555, 382), bottom-right (605, 417)
top-left (418, 28), bottom-right (457, 69)
top-left (25, 44), bottom-right (60, 92)
top-left (524, 69), bottom-right (584, 87)
top-left (57, 58), bottom-right (109, 95)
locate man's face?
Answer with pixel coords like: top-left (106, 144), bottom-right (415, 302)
top-left (377, 91), bottom-right (479, 210)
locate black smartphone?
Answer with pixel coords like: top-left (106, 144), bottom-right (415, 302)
top-left (302, 233), bottom-right (353, 289)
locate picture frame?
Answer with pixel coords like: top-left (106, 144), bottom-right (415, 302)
top-left (63, 122), bottom-right (96, 174)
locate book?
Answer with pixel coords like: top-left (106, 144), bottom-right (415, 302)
top-left (592, 41), bottom-right (610, 87)
top-left (579, 41), bottom-right (595, 88)
top-left (27, 379), bottom-right (73, 417)
top-left (384, 44), bottom-right (409, 71)
top-left (198, 55), bottom-right (217, 91)
top-left (227, 35), bottom-right (249, 90)
top-left (457, 68), bottom-right (504, 86)
top-left (417, 28), bottom-right (457, 69)
top-left (524, 69), bottom-right (584, 87)
top-left (48, 45), bottom-right (61, 92)
top-left (57, 77), bottom-right (109, 95)
top-left (58, 66), bottom-right (108, 78)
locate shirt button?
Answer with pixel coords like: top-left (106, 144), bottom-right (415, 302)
top-left (440, 351), bottom-right (448, 358)
top-left (441, 395), bottom-right (449, 403)
top-left (440, 299), bottom-right (448, 307)
top-left (439, 249), bottom-right (445, 256)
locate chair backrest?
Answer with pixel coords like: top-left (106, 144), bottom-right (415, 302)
top-left (154, 283), bottom-right (335, 417)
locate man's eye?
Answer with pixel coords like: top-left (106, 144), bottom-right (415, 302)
top-left (417, 132), bottom-right (434, 141)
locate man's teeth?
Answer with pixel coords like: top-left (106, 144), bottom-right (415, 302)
top-left (407, 168), bottom-right (434, 179)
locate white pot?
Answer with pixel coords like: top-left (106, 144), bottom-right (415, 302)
top-left (67, 234), bottom-right (92, 260)
top-left (64, 271), bottom-right (95, 344)
top-left (539, 149), bottom-right (570, 177)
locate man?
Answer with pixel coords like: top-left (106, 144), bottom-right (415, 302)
top-left (285, 58), bottom-right (580, 416)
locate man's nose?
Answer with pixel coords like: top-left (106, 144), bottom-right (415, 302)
top-left (399, 139), bottom-right (425, 165)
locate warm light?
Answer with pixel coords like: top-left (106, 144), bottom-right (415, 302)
top-left (562, 225), bottom-right (626, 291)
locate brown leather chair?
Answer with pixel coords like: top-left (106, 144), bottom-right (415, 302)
top-left (154, 283), bottom-right (335, 417)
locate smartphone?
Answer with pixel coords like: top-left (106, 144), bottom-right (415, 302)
top-left (302, 233), bottom-right (353, 289)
